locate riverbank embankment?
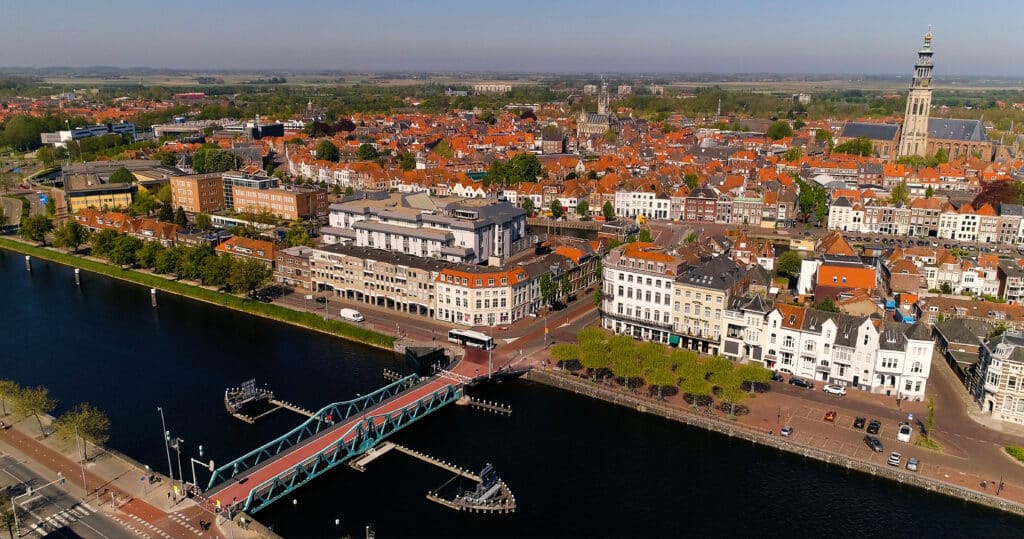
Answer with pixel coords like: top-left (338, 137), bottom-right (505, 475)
top-left (0, 237), bottom-right (395, 351)
top-left (525, 368), bottom-right (1024, 518)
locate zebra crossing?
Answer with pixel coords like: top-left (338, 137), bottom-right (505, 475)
top-left (168, 511), bottom-right (205, 536)
top-left (26, 503), bottom-right (94, 536)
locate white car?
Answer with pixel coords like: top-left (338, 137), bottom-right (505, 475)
top-left (897, 423), bottom-right (912, 443)
top-left (823, 384), bottom-right (847, 396)
top-left (887, 452), bottom-right (902, 467)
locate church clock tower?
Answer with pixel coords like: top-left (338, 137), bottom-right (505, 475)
top-left (898, 30), bottom-right (934, 157)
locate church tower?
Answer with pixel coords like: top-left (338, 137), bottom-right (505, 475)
top-left (898, 30), bottom-right (934, 157)
top-left (597, 82), bottom-right (609, 116)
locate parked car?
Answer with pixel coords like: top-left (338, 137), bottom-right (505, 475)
top-left (824, 410), bottom-right (837, 422)
top-left (0, 421), bottom-right (8, 430)
top-left (315, 296), bottom-right (327, 304)
top-left (906, 457), bottom-right (920, 472)
top-left (867, 419), bottom-right (882, 435)
top-left (823, 384), bottom-right (847, 396)
top-left (771, 372), bottom-right (785, 382)
top-left (780, 426), bottom-right (793, 437)
top-left (789, 377), bottom-right (814, 389)
top-left (887, 452), bottom-right (902, 466)
top-left (897, 423), bottom-right (912, 443)
top-left (864, 435), bottom-right (884, 452)
top-left (853, 416), bottom-right (866, 429)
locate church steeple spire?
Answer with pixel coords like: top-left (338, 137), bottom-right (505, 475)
top-left (898, 29), bottom-right (935, 158)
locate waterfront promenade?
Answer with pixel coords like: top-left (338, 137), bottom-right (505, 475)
top-left (0, 413), bottom-right (275, 539)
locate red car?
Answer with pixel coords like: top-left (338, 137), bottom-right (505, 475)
top-left (824, 410), bottom-right (837, 422)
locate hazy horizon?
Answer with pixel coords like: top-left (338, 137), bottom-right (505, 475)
top-left (4, 1), bottom-right (1023, 77)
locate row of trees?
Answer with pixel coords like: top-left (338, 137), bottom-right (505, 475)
top-left (0, 380), bottom-right (109, 459)
top-left (550, 328), bottom-right (772, 415)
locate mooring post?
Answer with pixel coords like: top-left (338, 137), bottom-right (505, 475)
top-left (24, 255), bottom-right (31, 271)
top-left (151, 288), bottom-right (157, 307)
top-left (74, 268), bottom-right (81, 286)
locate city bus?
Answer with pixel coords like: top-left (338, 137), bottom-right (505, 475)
top-left (447, 329), bottom-right (496, 350)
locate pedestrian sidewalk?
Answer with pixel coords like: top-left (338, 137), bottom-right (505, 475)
top-left (0, 412), bottom-right (271, 539)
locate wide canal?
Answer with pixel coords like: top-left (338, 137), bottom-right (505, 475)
top-left (2, 249), bottom-right (1022, 538)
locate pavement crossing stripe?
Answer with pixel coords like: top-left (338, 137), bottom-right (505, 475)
top-left (73, 505), bottom-right (91, 517)
top-left (82, 502), bottom-right (96, 512)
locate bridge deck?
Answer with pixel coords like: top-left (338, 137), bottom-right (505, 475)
top-left (206, 376), bottom-right (452, 510)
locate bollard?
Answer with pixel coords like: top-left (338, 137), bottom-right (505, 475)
top-left (25, 255), bottom-right (31, 271)
top-left (151, 288), bottom-right (157, 307)
top-left (74, 268), bottom-right (81, 286)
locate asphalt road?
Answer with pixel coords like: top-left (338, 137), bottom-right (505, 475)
top-left (0, 453), bottom-right (130, 538)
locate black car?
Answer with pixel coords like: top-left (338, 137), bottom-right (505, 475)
top-left (853, 416), bottom-right (866, 429)
top-left (864, 435), bottom-right (884, 452)
top-left (867, 419), bottom-right (882, 434)
top-left (788, 377), bottom-right (814, 389)
top-left (315, 296), bottom-right (327, 303)
top-left (771, 372), bottom-right (785, 382)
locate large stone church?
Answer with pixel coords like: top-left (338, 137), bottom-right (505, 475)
top-left (836, 31), bottom-right (993, 161)
top-left (576, 82), bottom-right (616, 139)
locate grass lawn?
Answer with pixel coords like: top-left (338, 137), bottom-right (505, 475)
top-left (0, 237), bottom-right (395, 350)
top-left (1006, 446), bottom-right (1024, 463)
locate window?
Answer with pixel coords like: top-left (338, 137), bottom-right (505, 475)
top-left (911, 361), bottom-right (923, 374)
top-left (783, 336), bottom-right (794, 348)
top-left (905, 380), bottom-right (913, 391)
top-left (476, 279), bottom-right (483, 287)
top-left (804, 341), bottom-right (815, 352)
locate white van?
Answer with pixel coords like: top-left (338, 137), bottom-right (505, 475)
top-left (339, 308), bottom-right (365, 323)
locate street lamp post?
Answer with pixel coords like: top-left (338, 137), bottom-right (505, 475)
top-left (488, 315), bottom-right (494, 379)
top-left (12, 472), bottom-right (63, 537)
top-left (157, 407), bottom-right (175, 501)
top-left (75, 426), bottom-right (88, 498)
top-left (172, 437), bottom-right (185, 494)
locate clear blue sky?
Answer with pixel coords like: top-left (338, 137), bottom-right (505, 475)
top-left (3, 0), bottom-right (1021, 76)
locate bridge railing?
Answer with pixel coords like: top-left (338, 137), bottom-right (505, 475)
top-left (207, 373), bottom-right (421, 490)
top-left (234, 383), bottom-right (462, 514)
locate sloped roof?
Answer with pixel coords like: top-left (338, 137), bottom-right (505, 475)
top-left (927, 118), bottom-right (987, 142)
top-left (840, 122), bottom-right (899, 141)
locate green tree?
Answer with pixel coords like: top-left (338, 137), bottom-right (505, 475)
top-left (540, 274), bottom-right (558, 307)
top-left (154, 246), bottom-right (184, 275)
top-left (356, 143), bottom-right (379, 160)
top-left (19, 214), bottom-right (53, 245)
top-left (108, 167), bottom-right (136, 184)
top-left (550, 343), bottom-right (580, 370)
top-left (13, 386), bottom-right (56, 437)
top-left (174, 206), bottom-right (188, 228)
top-left (933, 147), bottom-right (948, 164)
top-left (924, 397), bottom-right (936, 441)
top-left (549, 199), bottom-right (564, 219)
top-left (832, 138), bottom-right (873, 156)
top-left (602, 201), bottom-right (615, 220)
top-left (776, 250), bottom-right (802, 279)
top-left (399, 152), bottom-right (416, 171)
top-left (0, 379), bottom-right (21, 417)
top-left (579, 341), bottom-right (610, 380)
top-left (925, 186), bottom-right (934, 198)
top-left (719, 376), bottom-right (748, 418)
top-left (158, 203), bottom-right (174, 222)
top-left (815, 129), bottom-right (832, 143)
top-left (228, 257), bottom-right (272, 297)
top-left (109, 235), bottom-right (143, 267)
top-left (201, 254), bottom-right (235, 287)
top-left (315, 139), bottom-right (339, 163)
top-left (638, 228), bottom-right (653, 242)
top-left (344, 186), bottom-right (354, 196)
top-left (559, 274), bottom-right (572, 301)
top-left (610, 346), bottom-right (642, 391)
top-left (191, 148), bottom-right (238, 173)
top-left (814, 297), bottom-right (839, 312)
top-left (55, 403), bottom-right (110, 461)
top-left (603, 128), bottom-right (618, 143)
top-left (685, 232), bottom-right (697, 244)
top-left (576, 199), bottom-right (589, 217)
top-left (178, 244), bottom-right (215, 281)
top-left (45, 196), bottom-right (56, 217)
top-left (89, 229), bottom-right (119, 257)
top-left (767, 120), bottom-right (793, 140)
top-left (679, 365), bottom-right (713, 410)
top-left (284, 225), bottom-right (312, 247)
top-left (940, 281), bottom-right (953, 294)
top-left (135, 240), bottom-right (164, 269)
top-left (195, 212), bottom-right (213, 231)
top-left (890, 180), bottom-right (910, 206)
top-left (52, 221), bottom-right (89, 253)
top-left (522, 197), bottom-right (535, 216)
top-left (152, 151), bottom-right (178, 166)
top-left (130, 189), bottom-right (161, 216)
top-left (432, 138), bottom-right (454, 158)
top-left (783, 147), bottom-right (803, 161)
top-left (593, 288), bottom-right (603, 307)
top-left (736, 363), bottom-right (772, 395)
top-left (684, 173), bottom-right (700, 190)
top-left (500, 153), bottom-right (544, 185)
top-left (156, 184), bottom-right (173, 206)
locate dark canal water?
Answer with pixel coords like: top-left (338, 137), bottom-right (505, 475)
top-left (2, 249), bottom-right (1023, 538)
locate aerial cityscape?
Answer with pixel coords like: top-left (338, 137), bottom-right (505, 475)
top-left (3, 1), bottom-right (1024, 538)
